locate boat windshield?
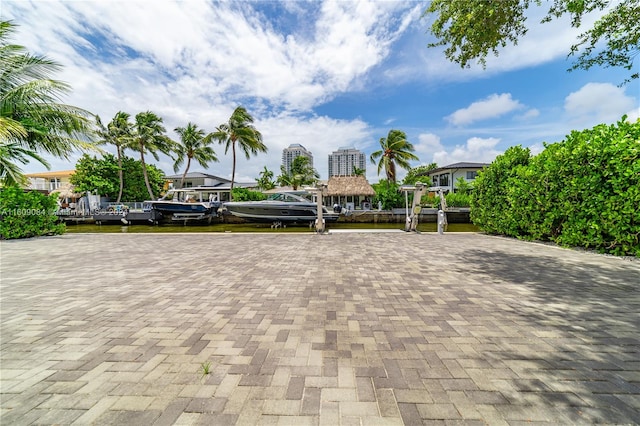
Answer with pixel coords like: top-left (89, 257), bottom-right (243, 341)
top-left (266, 192), bottom-right (313, 202)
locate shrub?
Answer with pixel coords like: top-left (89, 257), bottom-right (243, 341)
top-left (372, 180), bottom-right (404, 210)
top-left (0, 186), bottom-right (65, 239)
top-left (471, 117), bottom-right (639, 256)
top-left (231, 187), bottom-right (266, 201)
top-left (445, 192), bottom-right (471, 207)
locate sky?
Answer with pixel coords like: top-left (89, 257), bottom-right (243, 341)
top-left (5, 0), bottom-right (639, 184)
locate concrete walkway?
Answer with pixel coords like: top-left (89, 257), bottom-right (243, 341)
top-left (1, 232), bottom-right (638, 425)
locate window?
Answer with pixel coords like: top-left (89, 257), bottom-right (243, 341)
top-left (439, 174), bottom-right (449, 186)
top-left (432, 176), bottom-right (438, 185)
top-left (466, 171), bottom-right (478, 179)
top-left (49, 178), bottom-right (61, 190)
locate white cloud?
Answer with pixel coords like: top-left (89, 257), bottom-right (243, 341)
top-left (446, 94), bottom-right (524, 126)
top-left (432, 137), bottom-right (502, 166)
top-left (564, 82), bottom-right (637, 125)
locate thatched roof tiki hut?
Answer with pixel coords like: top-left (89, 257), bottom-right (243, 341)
top-left (325, 176), bottom-right (376, 210)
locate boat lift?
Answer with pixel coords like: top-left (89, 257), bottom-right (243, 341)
top-left (305, 183), bottom-right (328, 234)
top-left (400, 182), bottom-right (427, 232)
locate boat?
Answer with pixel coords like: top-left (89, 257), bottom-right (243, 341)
top-left (145, 187), bottom-right (223, 223)
top-left (222, 191), bottom-right (340, 224)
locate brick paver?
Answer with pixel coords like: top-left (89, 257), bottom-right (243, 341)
top-left (1, 232), bottom-right (639, 425)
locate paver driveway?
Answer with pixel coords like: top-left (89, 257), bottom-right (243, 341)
top-left (1, 232), bottom-right (639, 425)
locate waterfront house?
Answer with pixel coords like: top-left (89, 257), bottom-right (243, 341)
top-left (425, 162), bottom-right (489, 194)
top-left (164, 172), bottom-right (258, 202)
top-left (25, 170), bottom-right (75, 193)
top-left (325, 175), bottom-right (376, 210)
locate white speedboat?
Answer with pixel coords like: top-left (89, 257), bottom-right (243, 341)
top-left (223, 191), bottom-right (340, 224)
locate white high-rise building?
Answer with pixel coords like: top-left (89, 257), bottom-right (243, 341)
top-left (282, 144), bottom-right (313, 174)
top-left (328, 147), bottom-right (366, 177)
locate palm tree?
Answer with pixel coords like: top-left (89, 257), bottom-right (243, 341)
top-left (132, 111), bottom-right (173, 200)
top-left (211, 106), bottom-right (266, 200)
top-left (0, 20), bottom-right (94, 185)
top-left (370, 129), bottom-right (419, 184)
top-left (96, 112), bottom-right (134, 202)
top-left (277, 156), bottom-right (319, 190)
top-left (173, 122), bottom-right (218, 188)
top-left (256, 166), bottom-right (275, 191)
top-left (0, 142), bottom-right (49, 186)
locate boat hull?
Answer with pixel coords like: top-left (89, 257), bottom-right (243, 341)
top-left (224, 202), bottom-right (339, 223)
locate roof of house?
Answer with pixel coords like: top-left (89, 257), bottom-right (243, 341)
top-left (427, 162), bottom-right (490, 175)
top-left (164, 172), bottom-right (231, 182)
top-left (326, 175), bottom-right (375, 196)
top-left (25, 170), bottom-right (75, 178)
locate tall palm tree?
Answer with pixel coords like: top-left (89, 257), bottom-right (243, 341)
top-left (370, 129), bottom-right (419, 184)
top-left (0, 20), bottom-right (94, 185)
top-left (173, 122), bottom-right (218, 188)
top-left (211, 106), bottom-right (266, 200)
top-left (95, 112), bottom-right (134, 202)
top-left (132, 111), bottom-right (173, 200)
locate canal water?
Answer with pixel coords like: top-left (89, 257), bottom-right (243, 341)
top-left (65, 222), bottom-right (480, 234)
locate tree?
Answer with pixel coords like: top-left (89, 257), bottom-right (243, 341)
top-left (371, 180), bottom-right (404, 210)
top-left (370, 129), bottom-right (419, 184)
top-left (0, 20), bottom-right (95, 185)
top-left (70, 154), bottom-right (120, 197)
top-left (424, 0), bottom-right (640, 83)
top-left (95, 112), bottom-right (134, 202)
top-left (256, 166), bottom-right (275, 191)
top-left (70, 154), bottom-right (165, 202)
top-left (402, 163), bottom-right (438, 185)
top-left (277, 156), bottom-right (319, 190)
top-left (211, 106), bottom-right (266, 200)
top-left (173, 122), bottom-right (218, 188)
top-left (0, 141), bottom-right (49, 186)
top-left (352, 166), bottom-right (365, 176)
top-left (132, 111), bottom-right (173, 200)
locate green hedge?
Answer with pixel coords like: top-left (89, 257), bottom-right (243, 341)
top-left (471, 117), bottom-right (639, 256)
top-left (0, 186), bottom-right (65, 239)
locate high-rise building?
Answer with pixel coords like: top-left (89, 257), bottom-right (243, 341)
top-left (328, 147), bottom-right (366, 177)
top-left (282, 144), bottom-right (313, 175)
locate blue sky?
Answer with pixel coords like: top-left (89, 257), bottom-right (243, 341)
top-left (6, 0), bottom-right (639, 183)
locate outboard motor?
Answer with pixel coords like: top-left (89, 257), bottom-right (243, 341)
top-left (333, 204), bottom-right (342, 213)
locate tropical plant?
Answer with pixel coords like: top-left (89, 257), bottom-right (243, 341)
top-left (173, 122), bottom-right (218, 189)
top-left (371, 180), bottom-right (404, 210)
top-left (454, 176), bottom-right (473, 195)
top-left (95, 112), bottom-right (134, 202)
top-left (352, 166), bottom-right (365, 176)
top-left (471, 116), bottom-right (640, 256)
top-left (0, 185), bottom-right (65, 239)
top-left (402, 163), bottom-right (438, 185)
top-left (71, 154), bottom-right (165, 202)
top-left (424, 0), bottom-right (640, 83)
top-left (231, 187), bottom-right (267, 202)
top-left (211, 106), bottom-right (266, 200)
top-left (256, 166), bottom-right (275, 191)
top-left (0, 20), bottom-right (95, 185)
top-left (370, 129), bottom-right (419, 184)
top-left (470, 145), bottom-right (531, 237)
top-left (277, 155), bottom-right (319, 190)
top-left (132, 111), bottom-right (173, 200)
top-left (0, 142), bottom-right (49, 186)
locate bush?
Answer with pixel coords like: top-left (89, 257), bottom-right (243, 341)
top-left (0, 186), bottom-right (65, 239)
top-left (445, 192), bottom-right (471, 207)
top-left (472, 117), bottom-right (639, 256)
top-left (231, 187), bottom-right (266, 201)
top-left (372, 180), bottom-right (404, 210)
